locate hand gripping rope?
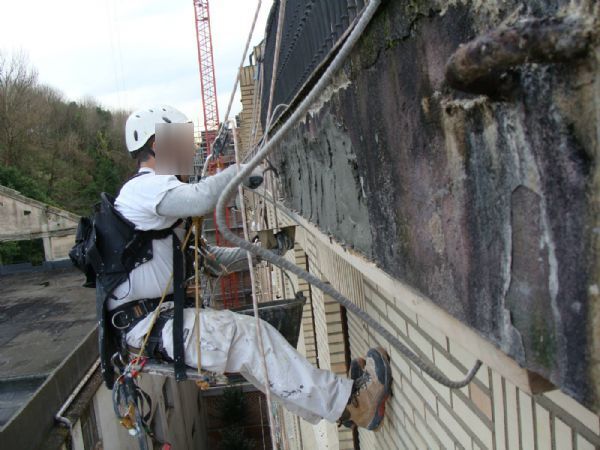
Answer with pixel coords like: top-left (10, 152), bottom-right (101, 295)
top-left (216, 0), bottom-right (482, 390)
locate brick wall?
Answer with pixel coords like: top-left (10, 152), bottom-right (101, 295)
top-left (268, 206), bottom-right (600, 450)
top-left (237, 64), bottom-right (262, 156)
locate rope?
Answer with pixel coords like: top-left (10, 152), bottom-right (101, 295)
top-left (135, 274), bottom-right (174, 361)
top-left (113, 223), bottom-right (212, 448)
top-left (232, 121), bottom-right (278, 450)
top-left (265, 0), bottom-right (288, 301)
top-left (200, 1), bottom-right (280, 444)
top-left (131, 223), bottom-right (195, 360)
top-left (208, 0), bottom-right (263, 164)
top-left (265, 0), bottom-right (287, 129)
top-left (193, 218), bottom-right (204, 383)
top-left (200, 1), bottom-right (263, 179)
top-left (134, 224), bottom-right (198, 364)
top-left (215, 0), bottom-right (482, 390)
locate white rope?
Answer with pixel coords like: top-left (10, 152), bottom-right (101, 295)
top-left (264, 0), bottom-right (288, 299)
top-left (208, 1), bottom-right (279, 446)
top-left (193, 218), bottom-right (204, 384)
top-left (210, 0), bottom-right (263, 161)
top-left (201, 0), bottom-right (263, 179)
top-left (231, 121), bottom-right (278, 450)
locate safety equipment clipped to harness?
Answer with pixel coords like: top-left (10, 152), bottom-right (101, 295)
top-left (68, 184), bottom-right (187, 388)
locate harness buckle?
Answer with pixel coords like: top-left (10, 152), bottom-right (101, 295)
top-left (111, 310), bottom-right (130, 330)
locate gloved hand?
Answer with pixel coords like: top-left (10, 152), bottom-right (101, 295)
top-left (242, 165), bottom-right (264, 189)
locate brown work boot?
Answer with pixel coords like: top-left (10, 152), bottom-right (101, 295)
top-left (339, 347), bottom-right (392, 431)
top-left (349, 356), bottom-right (366, 380)
top-left (339, 356), bottom-right (366, 428)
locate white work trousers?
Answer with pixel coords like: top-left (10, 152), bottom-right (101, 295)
top-left (127, 305), bottom-right (353, 424)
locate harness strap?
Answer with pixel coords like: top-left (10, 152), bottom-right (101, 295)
top-left (144, 315), bottom-right (171, 359)
top-left (110, 296), bottom-right (172, 331)
top-left (172, 232), bottom-right (187, 381)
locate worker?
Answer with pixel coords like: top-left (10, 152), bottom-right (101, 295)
top-left (102, 105), bottom-right (392, 431)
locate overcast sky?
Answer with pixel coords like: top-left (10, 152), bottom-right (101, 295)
top-left (0, 0), bottom-right (273, 128)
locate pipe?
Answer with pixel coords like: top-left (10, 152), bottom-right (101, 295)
top-left (55, 358), bottom-right (101, 431)
top-left (445, 15), bottom-right (594, 98)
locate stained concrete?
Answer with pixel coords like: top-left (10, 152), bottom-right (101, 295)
top-left (279, 96), bottom-right (373, 255)
top-left (0, 267), bottom-right (96, 426)
top-left (273, 1), bottom-right (599, 407)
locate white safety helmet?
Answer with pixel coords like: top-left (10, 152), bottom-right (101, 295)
top-left (125, 105), bottom-right (189, 154)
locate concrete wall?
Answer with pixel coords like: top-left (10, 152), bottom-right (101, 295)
top-left (0, 185), bottom-right (78, 261)
top-left (270, 0), bottom-right (599, 407)
top-left (42, 234), bottom-right (77, 262)
top-left (0, 328), bottom-right (99, 450)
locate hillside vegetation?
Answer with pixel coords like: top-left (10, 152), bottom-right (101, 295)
top-left (0, 51), bottom-right (134, 215)
top-left (0, 52), bottom-right (134, 264)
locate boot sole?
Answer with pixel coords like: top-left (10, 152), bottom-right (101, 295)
top-left (366, 347), bottom-right (392, 431)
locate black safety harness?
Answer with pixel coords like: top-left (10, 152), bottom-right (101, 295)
top-left (71, 172), bottom-right (188, 387)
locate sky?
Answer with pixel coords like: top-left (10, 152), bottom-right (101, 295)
top-left (0, 0), bottom-right (273, 128)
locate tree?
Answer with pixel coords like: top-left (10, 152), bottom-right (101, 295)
top-left (0, 52), bottom-right (135, 264)
top-left (0, 51), bottom-right (40, 167)
top-left (0, 52), bottom-right (134, 215)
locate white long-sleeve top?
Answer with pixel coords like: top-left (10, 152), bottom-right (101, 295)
top-left (107, 166), bottom-right (241, 310)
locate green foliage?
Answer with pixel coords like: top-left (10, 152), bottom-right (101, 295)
top-left (0, 239), bottom-right (44, 265)
top-left (0, 51), bottom-right (135, 216)
top-left (0, 51), bottom-right (135, 264)
top-left (219, 427), bottom-right (256, 450)
top-left (219, 387), bottom-right (246, 424)
top-left (0, 165), bottom-right (52, 204)
top-left (0, 53), bottom-right (135, 214)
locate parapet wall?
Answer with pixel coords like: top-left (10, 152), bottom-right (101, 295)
top-left (0, 185), bottom-right (78, 261)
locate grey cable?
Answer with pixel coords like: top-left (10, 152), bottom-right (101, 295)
top-left (215, 0), bottom-right (481, 389)
top-left (244, 103), bottom-right (289, 163)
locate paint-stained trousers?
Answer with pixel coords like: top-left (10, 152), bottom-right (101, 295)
top-left (126, 304), bottom-right (353, 424)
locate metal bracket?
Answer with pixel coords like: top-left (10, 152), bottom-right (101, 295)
top-left (255, 225), bottom-right (296, 255)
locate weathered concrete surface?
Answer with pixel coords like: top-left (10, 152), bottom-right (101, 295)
top-left (0, 267), bottom-right (96, 448)
top-left (0, 268), bottom-right (96, 379)
top-left (274, 1), bottom-right (599, 407)
top-left (0, 185), bottom-right (79, 260)
top-left (278, 92), bottom-right (373, 254)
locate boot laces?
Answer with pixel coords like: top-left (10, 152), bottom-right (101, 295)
top-left (350, 371), bottom-right (371, 407)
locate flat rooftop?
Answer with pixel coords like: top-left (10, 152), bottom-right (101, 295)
top-left (0, 266), bottom-right (95, 425)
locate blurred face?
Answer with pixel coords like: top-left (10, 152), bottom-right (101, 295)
top-left (154, 122), bottom-right (195, 176)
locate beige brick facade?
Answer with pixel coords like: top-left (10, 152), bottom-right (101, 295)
top-left (255, 197), bottom-right (600, 450)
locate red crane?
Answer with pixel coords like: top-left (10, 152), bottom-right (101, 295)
top-left (192, 0), bottom-right (241, 308)
top-left (193, 0), bottom-right (219, 156)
